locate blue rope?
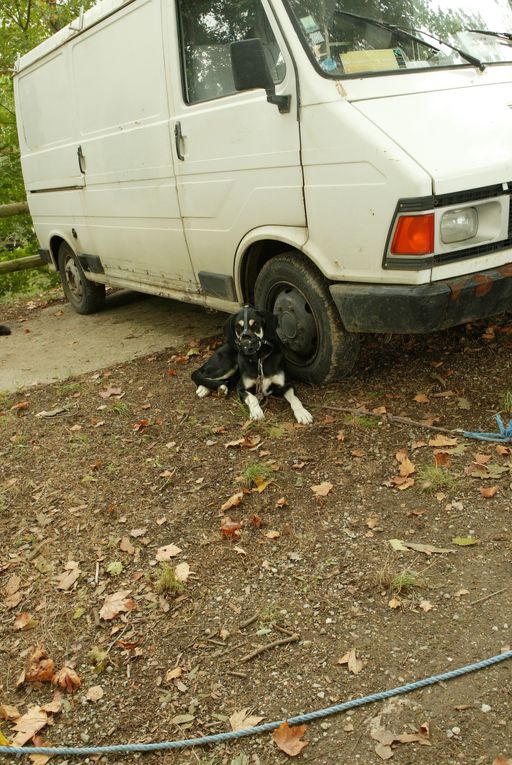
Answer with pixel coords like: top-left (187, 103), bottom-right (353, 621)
top-left (463, 414), bottom-right (512, 442)
top-left (0, 650), bottom-right (510, 758)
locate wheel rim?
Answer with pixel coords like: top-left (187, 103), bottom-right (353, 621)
top-left (63, 254), bottom-right (84, 303)
top-left (270, 283), bottom-right (319, 366)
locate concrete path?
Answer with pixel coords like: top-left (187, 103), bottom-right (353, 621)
top-left (0, 291), bottom-right (224, 393)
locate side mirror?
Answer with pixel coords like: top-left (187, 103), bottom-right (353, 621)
top-left (230, 38), bottom-right (291, 113)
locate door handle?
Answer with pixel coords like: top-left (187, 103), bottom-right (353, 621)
top-left (77, 145), bottom-right (86, 174)
top-left (174, 121), bottom-right (185, 161)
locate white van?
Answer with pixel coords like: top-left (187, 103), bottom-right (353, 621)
top-left (13, 0), bottom-right (512, 382)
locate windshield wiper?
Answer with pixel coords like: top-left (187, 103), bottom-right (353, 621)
top-left (394, 25), bottom-right (486, 71)
top-left (334, 10), bottom-right (440, 53)
top-left (334, 10), bottom-right (486, 71)
top-left (467, 29), bottom-right (512, 42)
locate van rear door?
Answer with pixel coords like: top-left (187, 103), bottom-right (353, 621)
top-left (167, 0), bottom-right (305, 301)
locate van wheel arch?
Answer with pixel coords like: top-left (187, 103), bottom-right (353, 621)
top-left (253, 251), bottom-right (360, 383)
top-left (57, 240), bottom-right (105, 315)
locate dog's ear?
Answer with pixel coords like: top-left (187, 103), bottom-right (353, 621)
top-left (223, 314), bottom-right (237, 345)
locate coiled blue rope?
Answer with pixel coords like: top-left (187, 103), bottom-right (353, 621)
top-left (0, 650), bottom-right (510, 758)
top-left (464, 414), bottom-right (512, 442)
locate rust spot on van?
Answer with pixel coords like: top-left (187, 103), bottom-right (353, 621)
top-left (499, 263), bottom-right (512, 278)
top-left (474, 274), bottom-right (493, 297)
top-left (449, 264), bottom-right (512, 302)
top-left (450, 279), bottom-right (466, 302)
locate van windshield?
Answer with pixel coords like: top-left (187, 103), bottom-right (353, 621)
top-left (285, 0), bottom-right (512, 76)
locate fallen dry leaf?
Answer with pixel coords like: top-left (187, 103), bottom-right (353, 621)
top-left (156, 544), bottom-right (182, 561)
top-left (40, 691), bottom-right (63, 715)
top-left (25, 647), bottom-right (55, 684)
top-left (389, 539), bottom-right (453, 555)
top-left (14, 612), bottom-right (38, 631)
top-left (310, 481), bottom-right (333, 497)
top-left (174, 562), bottom-right (190, 582)
top-left (86, 685), bottom-right (104, 702)
top-left (338, 647), bottom-right (363, 674)
top-left (375, 742), bottom-right (393, 760)
top-left (480, 485), bottom-right (498, 498)
top-left (390, 476), bottom-right (415, 490)
top-left (0, 704), bottom-right (20, 721)
top-left (265, 530), bottom-right (281, 540)
top-left (428, 435), bottom-right (458, 448)
top-left (229, 707), bottom-right (264, 732)
top-left (221, 492), bottom-right (244, 512)
top-left (55, 561), bottom-right (81, 591)
top-left (4, 574), bottom-right (21, 597)
top-left (493, 758), bottom-right (512, 765)
top-left (0, 730), bottom-right (10, 746)
top-left (272, 721), bottom-right (309, 756)
top-left (99, 386), bottom-right (123, 399)
top-left (388, 597), bottom-right (401, 609)
top-left (119, 536), bottom-right (136, 555)
top-left (419, 600), bottom-right (434, 612)
top-left (220, 517), bottom-right (243, 538)
top-left (11, 706), bottom-right (48, 746)
top-left (414, 393), bottom-right (430, 404)
top-left (52, 664), bottom-right (81, 693)
top-left (99, 590), bottom-right (136, 620)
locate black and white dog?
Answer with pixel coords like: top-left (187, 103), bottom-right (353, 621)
top-left (191, 306), bottom-right (312, 424)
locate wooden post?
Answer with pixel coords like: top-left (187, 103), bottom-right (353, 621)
top-left (0, 202), bottom-right (30, 218)
top-left (0, 255), bottom-right (44, 274)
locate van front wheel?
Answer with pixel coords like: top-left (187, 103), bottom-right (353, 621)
top-left (58, 242), bottom-right (105, 315)
top-left (254, 254), bottom-right (360, 383)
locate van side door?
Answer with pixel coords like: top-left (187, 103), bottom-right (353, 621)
top-left (167, 0), bottom-right (305, 302)
top-left (70, 0), bottom-right (197, 292)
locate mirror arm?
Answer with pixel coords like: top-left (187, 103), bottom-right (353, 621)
top-left (266, 93), bottom-right (291, 113)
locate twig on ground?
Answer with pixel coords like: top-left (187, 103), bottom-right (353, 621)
top-left (240, 634), bottom-right (299, 663)
top-left (273, 623), bottom-right (296, 637)
top-left (469, 586), bottom-right (508, 606)
top-left (239, 614), bottom-right (258, 630)
top-left (322, 405), bottom-right (462, 435)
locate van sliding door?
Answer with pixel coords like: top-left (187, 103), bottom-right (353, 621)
top-left (70, 0), bottom-right (197, 292)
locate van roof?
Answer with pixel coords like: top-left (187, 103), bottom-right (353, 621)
top-left (15, 0), bottom-right (133, 74)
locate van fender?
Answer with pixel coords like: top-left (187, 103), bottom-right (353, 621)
top-left (48, 232), bottom-right (104, 281)
top-left (47, 231), bottom-right (76, 270)
top-left (234, 225), bottom-right (333, 298)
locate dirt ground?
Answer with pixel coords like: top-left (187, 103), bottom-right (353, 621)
top-left (0, 294), bottom-right (511, 765)
top-left (0, 288), bottom-right (223, 393)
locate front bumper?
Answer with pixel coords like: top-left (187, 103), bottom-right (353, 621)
top-left (330, 263), bottom-right (512, 334)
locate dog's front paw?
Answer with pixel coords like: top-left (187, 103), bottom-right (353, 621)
top-left (294, 406), bottom-right (313, 425)
top-left (196, 385), bottom-right (210, 398)
top-left (248, 403), bottom-right (265, 420)
top-left (218, 384), bottom-right (228, 397)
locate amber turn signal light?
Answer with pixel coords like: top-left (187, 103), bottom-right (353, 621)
top-left (390, 213), bottom-right (435, 256)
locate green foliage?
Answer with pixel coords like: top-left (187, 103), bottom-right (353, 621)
top-left (0, 246), bottom-right (59, 298)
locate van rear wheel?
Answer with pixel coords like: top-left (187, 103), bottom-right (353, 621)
top-left (58, 242), bottom-right (105, 315)
top-left (254, 253), bottom-right (360, 383)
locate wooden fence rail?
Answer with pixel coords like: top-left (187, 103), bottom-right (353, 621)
top-left (0, 201), bottom-right (44, 274)
top-left (0, 202), bottom-right (30, 218)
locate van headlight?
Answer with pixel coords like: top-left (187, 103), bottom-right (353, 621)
top-left (440, 207), bottom-right (478, 244)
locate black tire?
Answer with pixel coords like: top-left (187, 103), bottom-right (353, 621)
top-left (58, 242), bottom-right (105, 315)
top-left (254, 253), bottom-right (360, 383)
